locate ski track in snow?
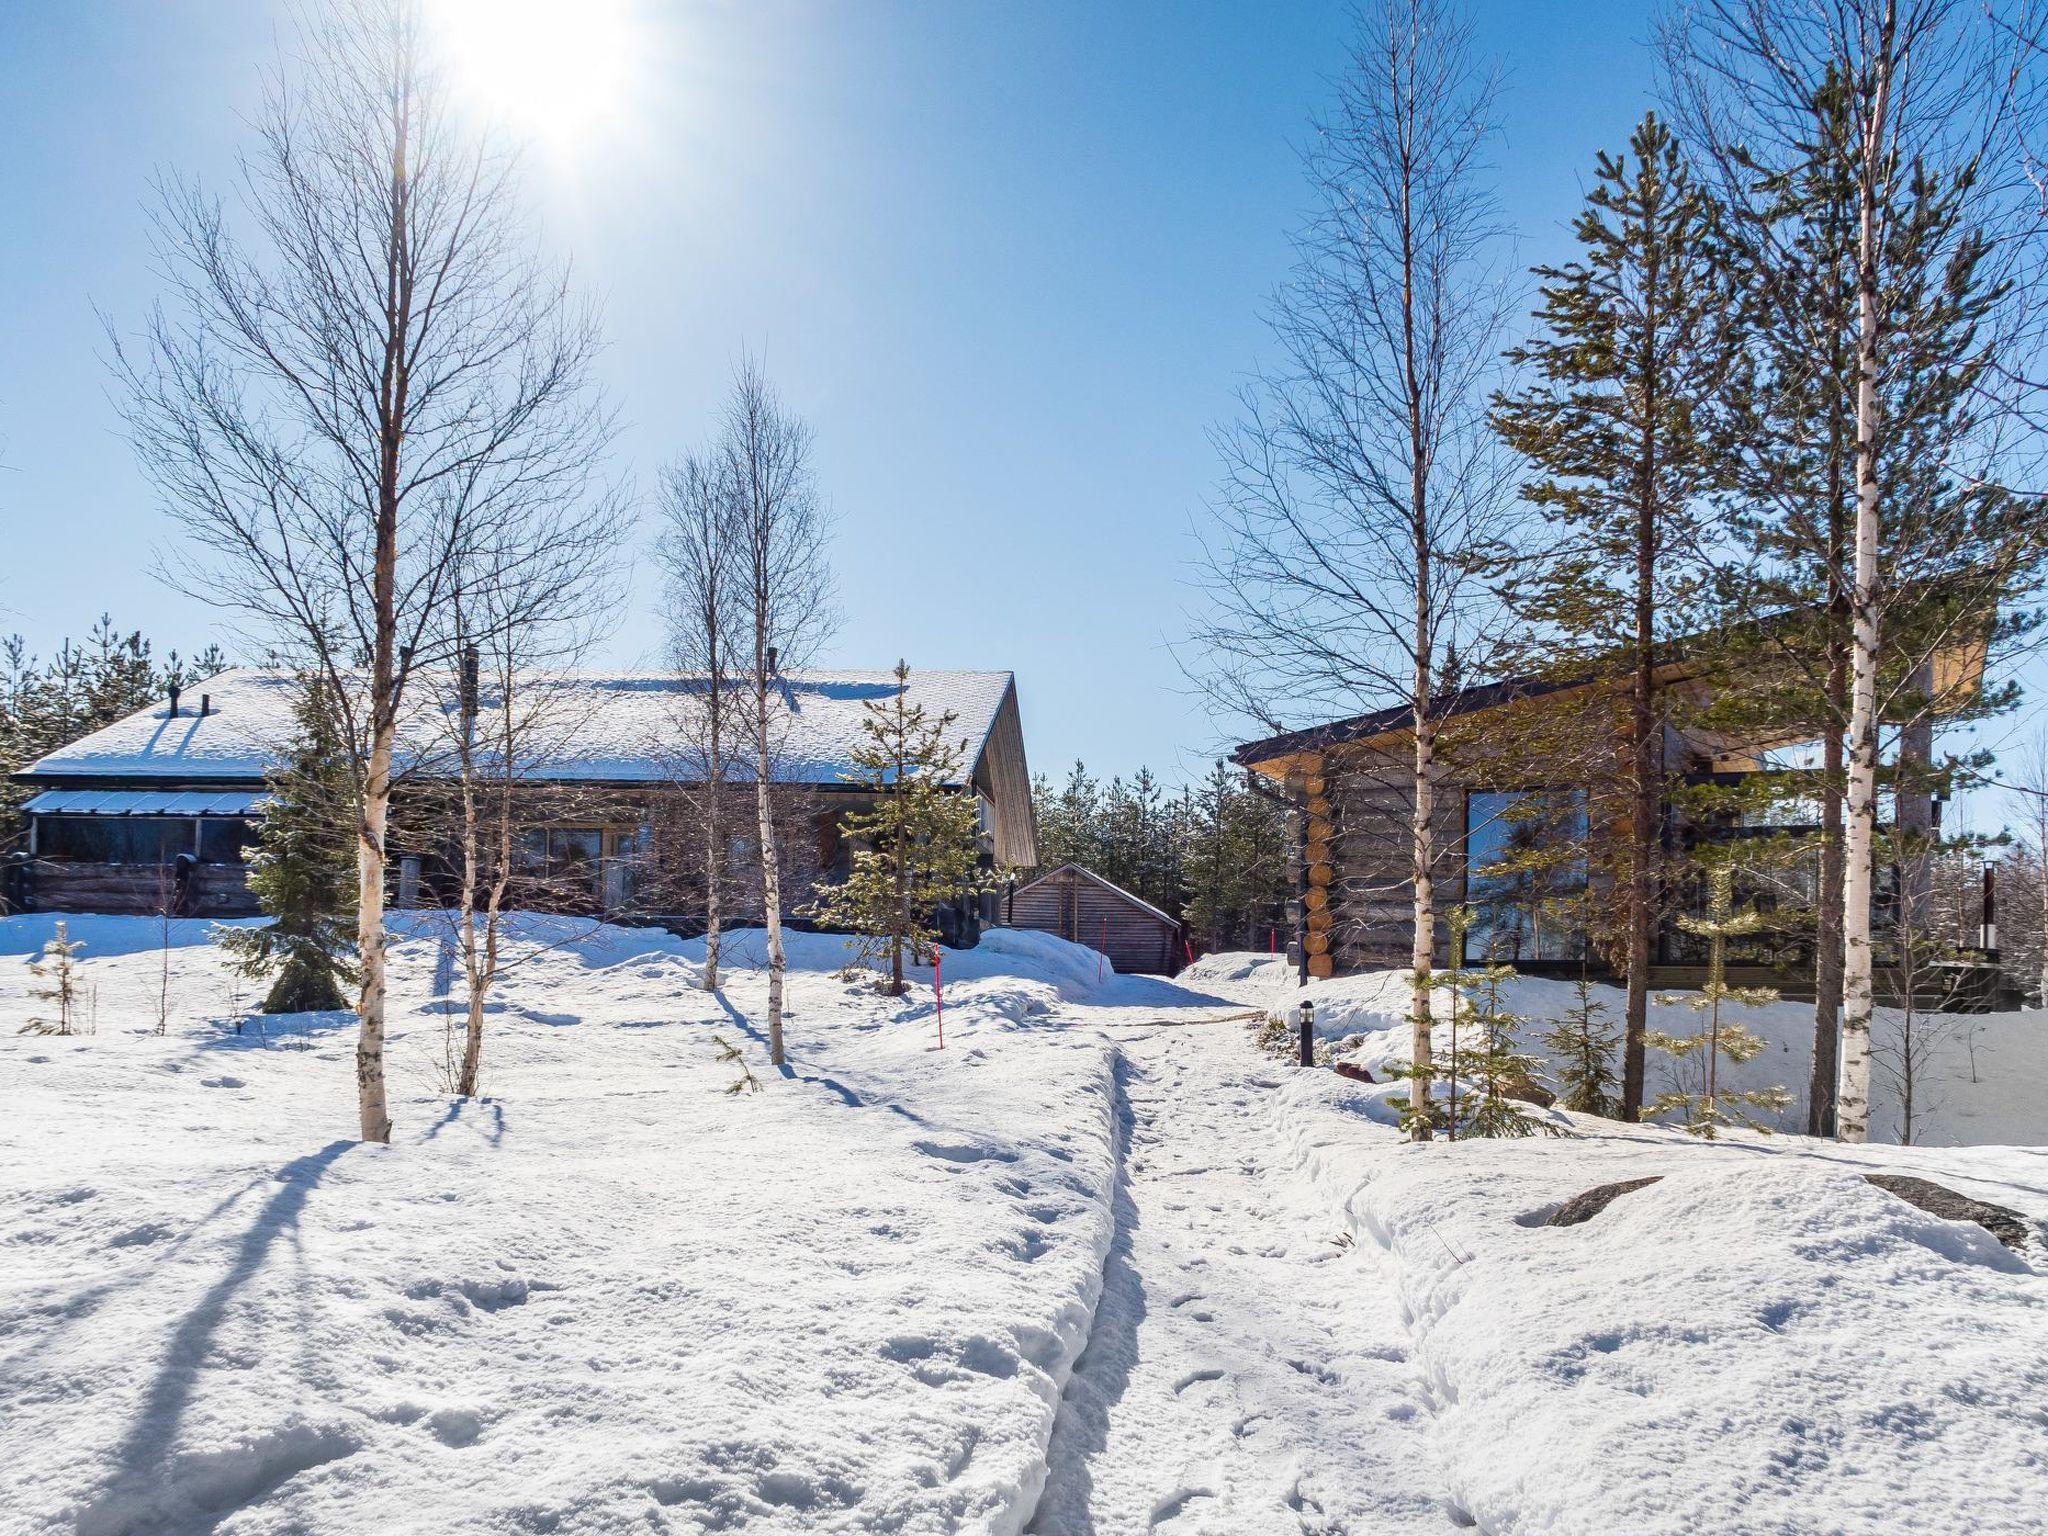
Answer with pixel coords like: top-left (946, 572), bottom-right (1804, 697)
top-left (1028, 1012), bottom-right (1465, 1535)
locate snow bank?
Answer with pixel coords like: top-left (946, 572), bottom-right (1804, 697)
top-left (0, 915), bottom-right (1127, 1534)
top-left (1205, 952), bottom-right (2048, 1146)
top-left (1277, 1070), bottom-right (2048, 1534)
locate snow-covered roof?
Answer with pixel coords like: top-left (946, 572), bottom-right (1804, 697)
top-left (19, 667), bottom-right (1023, 791)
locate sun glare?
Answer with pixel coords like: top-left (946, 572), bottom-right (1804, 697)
top-left (427, 0), bottom-right (638, 150)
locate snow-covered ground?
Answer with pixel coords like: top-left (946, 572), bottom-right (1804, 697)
top-left (1280, 1072), bottom-right (2048, 1535)
top-left (0, 916), bottom-right (1137, 1535)
top-left (4, 921), bottom-right (2046, 1534)
top-left (1186, 952), bottom-right (2048, 1146)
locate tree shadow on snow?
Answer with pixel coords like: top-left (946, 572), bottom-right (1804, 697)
top-left (1024, 1057), bottom-right (1144, 1536)
top-left (419, 1097), bottom-right (507, 1149)
top-left (75, 1140), bottom-right (354, 1536)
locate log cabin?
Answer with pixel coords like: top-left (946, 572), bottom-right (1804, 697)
top-left (6, 667), bottom-right (1038, 946)
top-left (1232, 639), bottom-right (2006, 1008)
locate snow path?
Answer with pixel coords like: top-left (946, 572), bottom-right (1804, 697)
top-left (1028, 1014), bottom-right (1464, 1534)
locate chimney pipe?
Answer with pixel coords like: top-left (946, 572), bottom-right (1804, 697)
top-left (766, 645), bottom-right (779, 675)
top-left (167, 685), bottom-right (180, 718)
top-left (200, 693), bottom-right (211, 718)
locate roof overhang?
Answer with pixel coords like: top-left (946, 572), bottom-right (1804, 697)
top-left (22, 789), bottom-right (270, 817)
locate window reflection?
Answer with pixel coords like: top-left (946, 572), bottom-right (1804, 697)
top-left (1463, 790), bottom-right (1588, 963)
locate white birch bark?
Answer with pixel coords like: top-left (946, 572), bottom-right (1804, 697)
top-left (1837, 4), bottom-right (1895, 1146)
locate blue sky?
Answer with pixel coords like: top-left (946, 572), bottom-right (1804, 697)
top-left (0, 1), bottom-right (1666, 786)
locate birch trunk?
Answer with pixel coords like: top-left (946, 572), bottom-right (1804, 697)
top-left (1409, 712), bottom-right (1436, 1140)
top-left (457, 752), bottom-right (483, 1097)
top-left (1838, 10), bottom-right (1894, 1145)
top-left (356, 727), bottom-right (394, 1142)
top-left (703, 693), bottom-right (723, 993)
top-left (2035, 847), bottom-right (2048, 1005)
top-left (755, 671), bottom-right (786, 1065)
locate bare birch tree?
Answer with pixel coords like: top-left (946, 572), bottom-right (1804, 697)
top-left (112, 0), bottom-right (612, 1140)
top-left (718, 359), bottom-right (835, 1065)
top-left (1192, 0), bottom-right (1519, 1140)
top-left (1988, 734), bottom-right (2048, 1003)
top-left (428, 490), bottom-right (625, 1099)
top-left (655, 452), bottom-right (746, 993)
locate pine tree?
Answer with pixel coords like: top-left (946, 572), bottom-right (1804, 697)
top-left (1648, 867), bottom-right (1793, 1138)
top-left (1542, 962), bottom-right (1624, 1116)
top-left (219, 676), bottom-right (358, 1013)
top-left (18, 921), bottom-right (86, 1036)
top-left (806, 662), bottom-right (992, 995)
top-left (1491, 112), bottom-right (1745, 1123)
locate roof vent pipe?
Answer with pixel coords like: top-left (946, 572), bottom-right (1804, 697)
top-left (200, 693), bottom-right (211, 718)
top-left (167, 685), bottom-right (180, 718)
top-left (766, 645), bottom-right (779, 675)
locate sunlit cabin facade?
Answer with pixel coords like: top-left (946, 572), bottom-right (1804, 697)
top-left (6, 668), bottom-right (1038, 948)
top-left (1232, 639), bottom-right (2007, 1009)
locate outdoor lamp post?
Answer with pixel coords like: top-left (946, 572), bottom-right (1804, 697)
top-left (1297, 998), bottom-right (1315, 1067)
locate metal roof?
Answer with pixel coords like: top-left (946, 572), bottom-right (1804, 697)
top-left (22, 789), bottom-right (270, 817)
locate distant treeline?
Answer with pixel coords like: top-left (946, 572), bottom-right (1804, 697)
top-left (1029, 761), bottom-right (1292, 955)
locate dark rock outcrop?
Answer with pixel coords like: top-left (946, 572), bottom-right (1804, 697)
top-left (1864, 1174), bottom-right (2032, 1252)
top-left (1546, 1176), bottom-right (1664, 1227)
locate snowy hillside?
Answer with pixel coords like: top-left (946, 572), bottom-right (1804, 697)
top-left (1186, 953), bottom-right (2048, 1146)
top-left (0, 916), bottom-right (1137, 1535)
top-left (1280, 1071), bottom-right (2048, 1534)
top-left (3, 921), bottom-right (2045, 1534)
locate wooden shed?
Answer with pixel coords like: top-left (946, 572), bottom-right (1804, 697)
top-left (1007, 863), bottom-right (1182, 975)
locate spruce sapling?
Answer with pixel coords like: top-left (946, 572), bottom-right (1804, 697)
top-left (1458, 933), bottom-right (1548, 1138)
top-left (1542, 962), bottom-right (1624, 1116)
top-left (714, 1034), bottom-right (762, 1095)
top-left (1648, 867), bottom-right (1792, 1137)
top-left (19, 921), bottom-right (86, 1036)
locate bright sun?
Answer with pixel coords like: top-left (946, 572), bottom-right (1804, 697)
top-left (426, 0), bottom-right (638, 149)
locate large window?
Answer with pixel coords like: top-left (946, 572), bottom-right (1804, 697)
top-left (37, 816), bottom-right (196, 865)
top-left (199, 818), bottom-right (258, 865)
top-left (1463, 790), bottom-right (1588, 963)
top-left (517, 826), bottom-right (607, 896)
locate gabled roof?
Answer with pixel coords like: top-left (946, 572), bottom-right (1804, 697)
top-left (1013, 863), bottom-right (1180, 929)
top-left (19, 666), bottom-right (1022, 791)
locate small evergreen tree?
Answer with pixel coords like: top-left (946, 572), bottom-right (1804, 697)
top-left (1648, 867), bottom-right (1792, 1137)
top-left (806, 662), bottom-right (992, 995)
top-left (1542, 962), bottom-right (1624, 1116)
top-left (1393, 911), bottom-right (1470, 1139)
top-left (219, 676), bottom-right (358, 1012)
top-left (19, 921), bottom-right (86, 1036)
top-left (1459, 961), bottom-right (1555, 1138)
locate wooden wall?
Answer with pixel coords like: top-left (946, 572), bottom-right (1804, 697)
top-left (1299, 747), bottom-right (1469, 977)
top-left (1008, 868), bottom-right (1179, 974)
top-left (21, 861), bottom-right (259, 919)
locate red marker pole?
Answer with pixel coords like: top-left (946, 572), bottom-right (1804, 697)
top-left (933, 947), bottom-right (944, 1050)
top-left (1098, 917), bottom-right (1108, 982)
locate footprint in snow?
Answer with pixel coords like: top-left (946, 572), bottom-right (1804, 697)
top-left (201, 1076), bottom-right (246, 1089)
